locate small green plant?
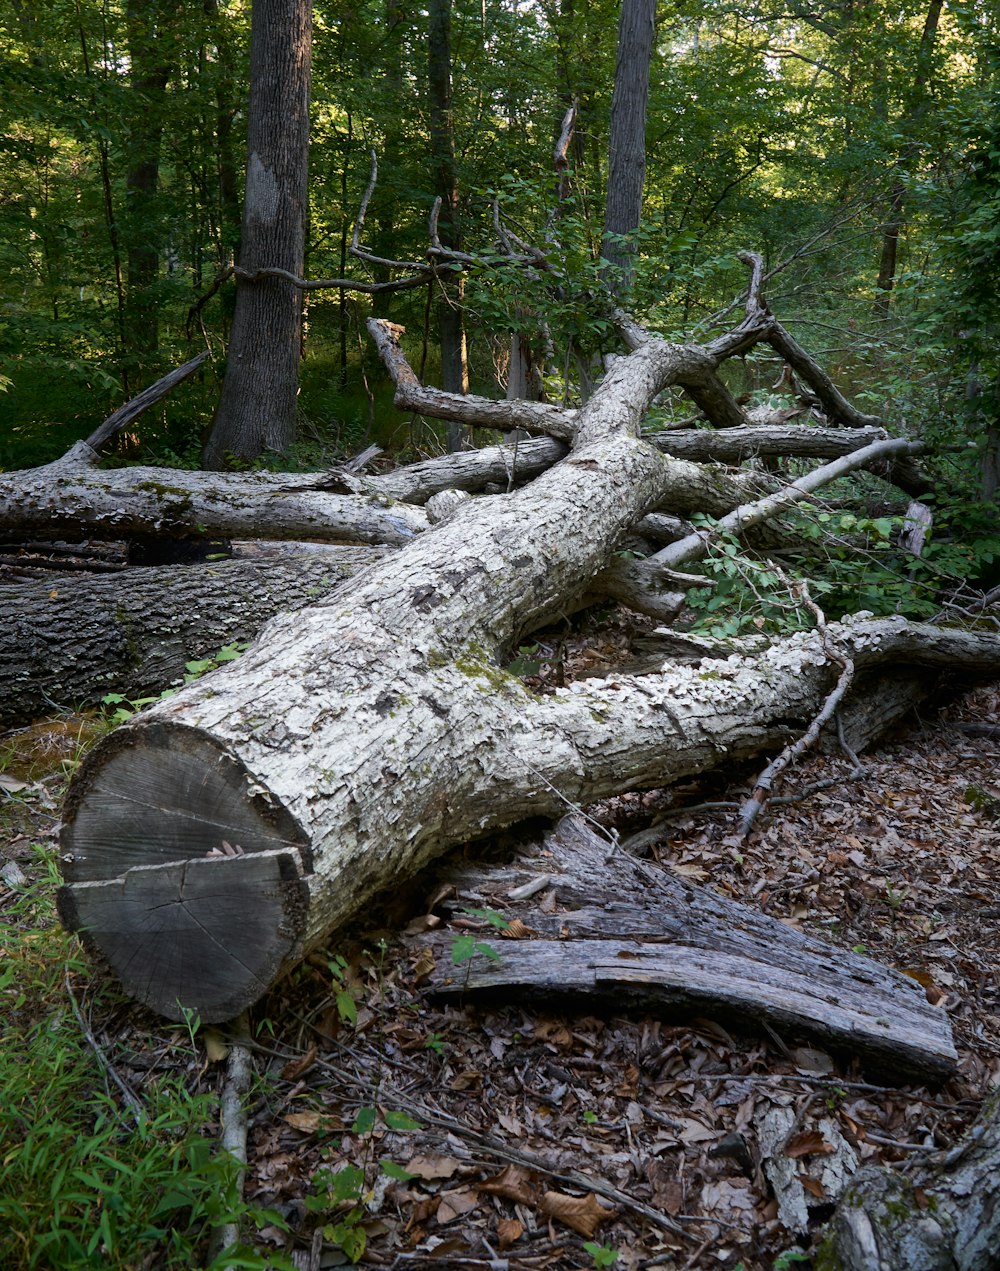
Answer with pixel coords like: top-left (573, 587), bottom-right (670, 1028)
top-left (581, 1109), bottom-right (599, 1125)
top-left (883, 882), bottom-right (908, 914)
top-left (450, 907), bottom-right (509, 968)
top-left (101, 642), bottom-right (251, 722)
top-left (0, 848), bottom-right (291, 1269)
top-left (306, 1108), bottom-right (420, 1264)
top-left (773, 1250), bottom-right (810, 1269)
top-left (328, 954), bottom-right (360, 1026)
top-left (583, 1241), bottom-right (621, 1268)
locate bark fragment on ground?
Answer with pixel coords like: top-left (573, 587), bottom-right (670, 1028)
top-left (413, 816), bottom-right (957, 1082)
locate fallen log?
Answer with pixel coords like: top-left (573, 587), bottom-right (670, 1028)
top-left (0, 546), bottom-right (385, 725)
top-left (413, 816), bottom-right (957, 1081)
top-left (824, 1092), bottom-right (1000, 1269)
top-left (52, 283), bottom-right (992, 1031)
top-left (57, 567), bottom-right (1000, 1024)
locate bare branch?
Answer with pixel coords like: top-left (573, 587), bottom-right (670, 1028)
top-left (367, 318), bottom-right (578, 440)
top-left (652, 436), bottom-right (924, 572)
top-left (738, 576), bottom-right (854, 838)
top-left (234, 265), bottom-right (433, 296)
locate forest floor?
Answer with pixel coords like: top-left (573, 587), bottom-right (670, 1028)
top-left (2, 660), bottom-right (999, 1270)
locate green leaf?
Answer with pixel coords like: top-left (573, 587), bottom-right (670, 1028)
top-left (383, 1110), bottom-right (423, 1132)
top-left (336, 989), bottom-right (357, 1025)
top-left (351, 1107), bottom-right (376, 1136)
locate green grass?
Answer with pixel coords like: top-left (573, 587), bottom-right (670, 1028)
top-left (0, 840), bottom-right (289, 1270)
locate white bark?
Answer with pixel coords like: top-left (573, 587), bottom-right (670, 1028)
top-left (53, 316), bottom-right (985, 1030)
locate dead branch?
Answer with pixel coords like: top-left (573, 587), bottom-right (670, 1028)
top-left (46, 351), bottom-right (210, 472)
top-left (738, 577), bottom-right (854, 838)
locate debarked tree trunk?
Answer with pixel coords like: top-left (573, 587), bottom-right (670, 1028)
top-left (54, 320), bottom-right (998, 1027)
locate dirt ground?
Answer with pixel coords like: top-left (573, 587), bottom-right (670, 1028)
top-left (2, 675), bottom-right (999, 1270)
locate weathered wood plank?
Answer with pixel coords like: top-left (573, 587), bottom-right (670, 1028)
top-left (416, 818), bottom-right (956, 1082)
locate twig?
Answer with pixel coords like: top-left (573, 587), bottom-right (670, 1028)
top-left (293, 1042), bottom-right (700, 1241)
top-left (738, 576), bottom-right (854, 838)
top-left (63, 969), bottom-right (143, 1122)
top-left (208, 1013), bottom-right (254, 1263)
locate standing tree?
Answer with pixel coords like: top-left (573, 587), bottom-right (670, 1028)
top-left (203, 0), bottom-right (312, 470)
top-left (122, 0), bottom-right (181, 380)
top-left (428, 0), bottom-right (468, 450)
top-left (602, 0), bottom-right (655, 294)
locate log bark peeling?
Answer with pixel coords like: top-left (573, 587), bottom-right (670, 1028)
top-left (414, 817), bottom-right (957, 1081)
top-left (52, 315), bottom-right (998, 1039)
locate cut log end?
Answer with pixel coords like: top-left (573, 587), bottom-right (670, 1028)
top-left (58, 721), bottom-right (311, 1022)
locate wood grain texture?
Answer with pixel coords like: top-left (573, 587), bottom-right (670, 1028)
top-left (416, 818), bottom-right (957, 1082)
top-left (59, 848), bottom-right (308, 1022)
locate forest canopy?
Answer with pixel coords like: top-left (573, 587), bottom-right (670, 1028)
top-left (1, 0), bottom-right (999, 603)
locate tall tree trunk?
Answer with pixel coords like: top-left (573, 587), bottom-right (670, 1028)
top-left (602, 0), bottom-right (655, 295)
top-left (873, 0), bottom-right (942, 315)
top-left (123, 0), bottom-right (178, 379)
top-left (428, 0), bottom-right (468, 451)
top-left (371, 0), bottom-right (405, 319)
top-left (203, 0), bottom-right (312, 470)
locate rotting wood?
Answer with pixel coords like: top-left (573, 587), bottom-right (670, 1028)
top-left (412, 816), bottom-right (957, 1082)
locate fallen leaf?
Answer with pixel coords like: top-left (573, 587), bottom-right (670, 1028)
top-left (539, 1190), bottom-right (618, 1238)
top-left (479, 1165), bottom-right (539, 1205)
top-left (790, 1046), bottom-right (835, 1075)
top-left (405, 1154), bottom-right (462, 1181)
top-left (411, 947), bottom-right (436, 982)
top-left (281, 1043), bottom-right (318, 1080)
top-left (800, 1175), bottom-right (828, 1199)
top-left (436, 1186), bottom-right (479, 1224)
top-left (678, 1118), bottom-right (717, 1144)
top-left (785, 1130), bottom-right (834, 1159)
top-left (535, 1021), bottom-right (574, 1048)
top-left (283, 1110), bottom-right (324, 1134)
top-left (203, 1030), bottom-right (229, 1063)
top-left (902, 968), bottom-right (948, 1005)
top-left (497, 1217), bottom-right (524, 1249)
top-left (672, 861), bottom-right (708, 881)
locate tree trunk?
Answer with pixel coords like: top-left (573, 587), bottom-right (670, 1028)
top-left (873, 0), bottom-right (943, 315)
top-left (203, 0), bottom-right (312, 469)
top-left (602, 0), bottom-right (655, 293)
top-left (0, 547), bottom-right (382, 726)
top-left (824, 1092), bottom-right (1000, 1270)
top-left (54, 317), bottom-right (1000, 1023)
top-left (123, 0), bottom-right (178, 376)
top-left (428, 0), bottom-right (468, 450)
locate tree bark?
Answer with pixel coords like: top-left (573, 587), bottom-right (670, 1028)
top-left (6, 417), bottom-right (904, 549)
top-left (123, 0), bottom-right (179, 374)
top-left (428, 0), bottom-right (468, 450)
top-left (54, 313), bottom-right (1000, 1023)
top-left (824, 1092), bottom-right (1000, 1270)
top-left (0, 547), bottom-right (382, 725)
top-left (602, 0), bottom-right (656, 293)
top-left (203, 0), bottom-right (312, 468)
